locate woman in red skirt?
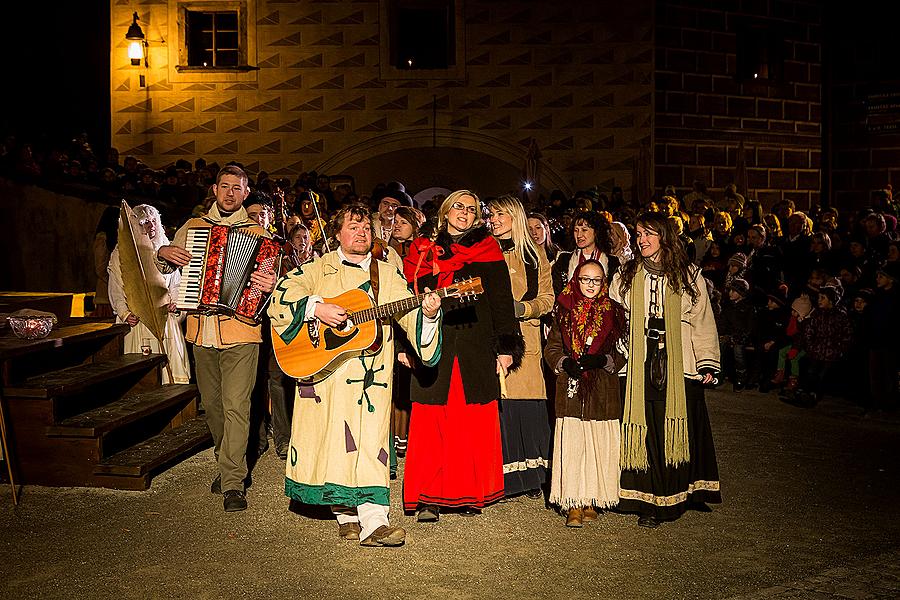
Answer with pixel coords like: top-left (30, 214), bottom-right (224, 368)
top-left (403, 190), bottom-right (524, 521)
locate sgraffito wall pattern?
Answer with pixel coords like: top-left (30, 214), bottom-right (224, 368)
top-left (111, 0), bottom-right (653, 195)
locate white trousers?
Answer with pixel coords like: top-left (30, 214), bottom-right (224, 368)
top-left (332, 503), bottom-right (390, 540)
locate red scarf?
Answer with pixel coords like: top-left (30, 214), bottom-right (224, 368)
top-left (556, 261), bottom-right (625, 359)
top-left (403, 230), bottom-right (503, 293)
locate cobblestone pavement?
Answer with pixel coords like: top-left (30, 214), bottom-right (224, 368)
top-left (1, 387), bottom-right (898, 600)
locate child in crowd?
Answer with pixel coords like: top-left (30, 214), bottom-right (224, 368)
top-left (719, 278), bottom-right (754, 391)
top-left (753, 286), bottom-right (790, 392)
top-left (771, 296), bottom-right (814, 392)
top-left (723, 252), bottom-right (748, 293)
top-left (796, 281), bottom-right (853, 407)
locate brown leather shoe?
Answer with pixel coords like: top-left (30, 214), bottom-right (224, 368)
top-left (338, 522), bottom-right (361, 541)
top-left (565, 507), bottom-right (584, 528)
top-left (582, 507), bottom-right (599, 522)
top-left (360, 525), bottom-right (406, 547)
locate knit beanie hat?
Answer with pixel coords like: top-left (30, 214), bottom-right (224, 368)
top-left (727, 277), bottom-right (750, 297)
top-left (767, 283), bottom-right (789, 307)
top-left (819, 279), bottom-right (844, 305)
top-left (728, 252), bottom-right (748, 269)
top-left (791, 296), bottom-right (813, 319)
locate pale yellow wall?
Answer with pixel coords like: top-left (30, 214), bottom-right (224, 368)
top-left (111, 0), bottom-right (653, 196)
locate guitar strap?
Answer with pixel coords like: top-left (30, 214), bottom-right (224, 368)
top-left (367, 247), bottom-right (383, 353)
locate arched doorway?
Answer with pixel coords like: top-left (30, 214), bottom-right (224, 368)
top-left (314, 128), bottom-right (572, 200)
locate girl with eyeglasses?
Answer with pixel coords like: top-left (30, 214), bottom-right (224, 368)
top-left (488, 195), bottom-right (555, 500)
top-left (402, 190), bottom-right (524, 521)
top-left (544, 259), bottom-right (627, 527)
top-left (609, 212), bottom-right (722, 528)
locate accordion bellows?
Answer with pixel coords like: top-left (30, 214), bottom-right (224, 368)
top-left (175, 225), bottom-right (281, 324)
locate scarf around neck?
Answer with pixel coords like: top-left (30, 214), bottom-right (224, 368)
top-left (556, 261), bottom-right (624, 359)
top-left (620, 262), bottom-right (690, 471)
top-left (403, 226), bottom-right (503, 292)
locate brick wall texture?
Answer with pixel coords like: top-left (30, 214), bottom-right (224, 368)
top-left (655, 0), bottom-right (822, 210)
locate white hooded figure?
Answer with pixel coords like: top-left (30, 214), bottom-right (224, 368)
top-left (108, 204), bottom-right (190, 384)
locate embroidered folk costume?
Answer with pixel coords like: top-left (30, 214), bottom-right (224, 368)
top-left (544, 261), bottom-right (627, 513)
top-left (402, 226), bottom-right (524, 513)
top-left (610, 259), bottom-right (722, 523)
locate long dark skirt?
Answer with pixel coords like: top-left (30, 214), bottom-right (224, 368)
top-left (499, 399), bottom-right (551, 497)
top-left (618, 375), bottom-right (722, 521)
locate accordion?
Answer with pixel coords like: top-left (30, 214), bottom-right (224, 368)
top-left (175, 225), bottom-right (282, 324)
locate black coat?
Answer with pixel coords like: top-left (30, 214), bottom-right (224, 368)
top-left (409, 226), bottom-right (525, 405)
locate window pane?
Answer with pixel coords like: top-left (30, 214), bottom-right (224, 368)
top-left (395, 5), bottom-right (452, 69)
top-left (201, 32), bottom-right (213, 49)
top-left (216, 50), bottom-right (239, 67)
top-left (187, 11), bottom-right (213, 31)
top-left (216, 32), bottom-right (238, 50)
top-left (216, 12), bottom-right (238, 30)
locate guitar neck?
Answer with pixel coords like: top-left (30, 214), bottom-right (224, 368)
top-left (351, 288), bottom-right (454, 324)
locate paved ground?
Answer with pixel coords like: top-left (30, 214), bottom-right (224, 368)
top-left (2, 388), bottom-right (899, 600)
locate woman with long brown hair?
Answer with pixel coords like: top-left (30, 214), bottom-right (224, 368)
top-left (610, 212), bottom-right (722, 528)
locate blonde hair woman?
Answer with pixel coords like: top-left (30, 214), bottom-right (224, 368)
top-left (402, 190), bottom-right (524, 520)
top-left (488, 195), bottom-right (555, 499)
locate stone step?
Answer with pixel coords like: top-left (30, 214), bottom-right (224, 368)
top-left (94, 416), bottom-right (212, 478)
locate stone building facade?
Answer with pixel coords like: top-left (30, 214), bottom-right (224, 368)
top-left (110, 0), bottom-right (654, 198)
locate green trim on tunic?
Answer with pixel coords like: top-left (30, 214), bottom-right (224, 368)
top-left (417, 309), bottom-right (442, 367)
top-left (285, 478), bottom-right (390, 507)
top-left (280, 296), bottom-right (309, 344)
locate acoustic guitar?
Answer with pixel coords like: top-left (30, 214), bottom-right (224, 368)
top-left (272, 277), bottom-right (483, 382)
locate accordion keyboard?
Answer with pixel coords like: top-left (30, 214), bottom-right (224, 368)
top-left (176, 228), bottom-right (211, 310)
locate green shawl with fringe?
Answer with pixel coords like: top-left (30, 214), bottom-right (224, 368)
top-left (620, 263), bottom-right (690, 471)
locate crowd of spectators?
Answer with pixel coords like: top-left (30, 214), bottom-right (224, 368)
top-left (3, 132), bottom-right (897, 413)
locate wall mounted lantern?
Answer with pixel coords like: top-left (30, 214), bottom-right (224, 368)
top-left (126, 12), bottom-right (146, 67)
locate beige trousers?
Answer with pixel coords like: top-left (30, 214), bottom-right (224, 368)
top-left (194, 343), bottom-right (260, 492)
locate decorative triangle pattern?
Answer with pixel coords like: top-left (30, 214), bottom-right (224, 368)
top-left (248, 140), bottom-right (282, 154)
top-left (116, 79), bottom-right (130, 92)
top-left (313, 32), bottom-right (344, 46)
top-left (467, 52), bottom-right (490, 66)
top-left (584, 94), bottom-right (615, 107)
top-left (288, 54), bottom-right (324, 68)
top-left (480, 116), bottom-right (511, 130)
top-left (271, 118), bottom-right (302, 132)
top-left (142, 119), bottom-right (175, 134)
top-left (162, 141), bottom-right (196, 155)
top-left (355, 118), bottom-right (387, 132)
top-left (543, 94), bottom-right (573, 108)
top-left (376, 96), bottom-right (408, 110)
top-left (585, 136), bottom-right (615, 150)
top-left (334, 53), bottom-right (366, 68)
top-left (565, 158), bottom-right (595, 171)
top-left (228, 119), bottom-right (260, 133)
top-left (202, 98), bottom-right (236, 112)
top-left (563, 115), bottom-right (595, 129)
top-left (259, 54), bottom-right (282, 68)
top-left (355, 77), bottom-right (387, 89)
top-left (116, 120), bottom-right (132, 135)
top-left (271, 161), bottom-right (305, 176)
top-left (546, 137), bottom-right (574, 151)
top-left (500, 51), bottom-right (531, 66)
top-left (258, 10), bottom-right (279, 25)
top-left (312, 75), bottom-right (344, 89)
top-left (269, 32), bottom-right (302, 46)
top-left (312, 118), bottom-right (345, 132)
top-left (118, 99), bottom-right (152, 113)
top-left (500, 95), bottom-right (532, 109)
top-left (206, 140), bottom-right (239, 155)
top-left (291, 10), bottom-right (323, 24)
top-left (290, 97), bottom-right (324, 111)
top-left (185, 119), bottom-right (217, 134)
top-left (336, 96), bottom-right (366, 110)
top-left (269, 75), bottom-right (303, 90)
top-left (291, 139), bottom-right (325, 153)
top-left (479, 74), bottom-right (511, 87)
top-left (460, 96), bottom-right (491, 109)
top-left (248, 98), bottom-right (282, 111)
top-left (522, 116), bottom-right (553, 129)
top-left (184, 83), bottom-right (216, 91)
top-left (333, 10), bottom-right (364, 24)
top-left (122, 141), bottom-right (153, 155)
